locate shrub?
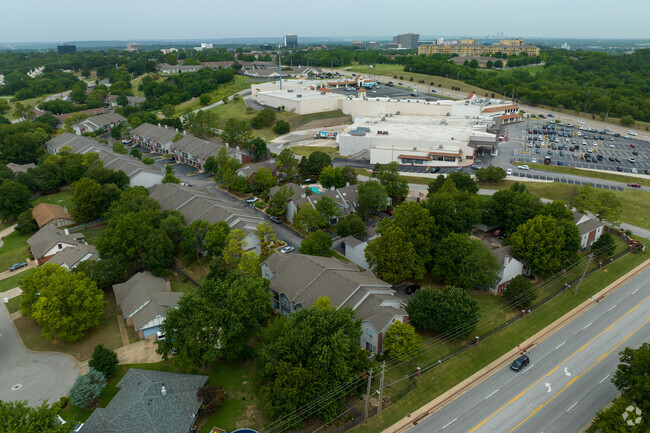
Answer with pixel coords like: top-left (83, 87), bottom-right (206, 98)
top-left (88, 344), bottom-right (119, 378)
top-left (69, 368), bottom-right (106, 408)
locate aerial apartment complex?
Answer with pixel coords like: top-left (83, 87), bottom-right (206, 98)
top-left (418, 37), bottom-right (540, 56)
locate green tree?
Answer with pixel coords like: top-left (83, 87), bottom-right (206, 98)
top-left (315, 195), bottom-right (341, 221)
top-left (276, 148), bottom-right (299, 179)
top-left (256, 221), bottom-right (278, 256)
top-left (161, 104), bottom-right (176, 118)
top-left (15, 209), bottom-right (38, 235)
top-left (238, 251), bottom-right (260, 276)
top-left (0, 179), bottom-right (31, 219)
top-left (432, 233), bottom-right (499, 289)
top-left (365, 225), bottom-right (425, 284)
top-left (406, 286), bottom-right (480, 338)
top-left (572, 184), bottom-right (622, 224)
top-left (298, 151), bottom-right (331, 177)
top-left (509, 214), bottom-right (567, 276)
top-left (71, 177), bottom-right (104, 222)
top-left (273, 119), bottom-right (291, 135)
top-left (199, 93), bottom-right (212, 106)
top-left (341, 166), bottom-right (358, 185)
top-left (129, 148), bottom-right (142, 159)
top-left (383, 321), bottom-right (422, 361)
top-left (69, 367), bottom-right (107, 408)
top-left (183, 110), bottom-right (220, 138)
top-left (103, 186), bottom-right (159, 222)
top-left (356, 180), bottom-right (388, 218)
top-left (88, 344), bottom-right (119, 378)
top-left (258, 306), bottom-right (371, 422)
top-left (181, 219), bottom-right (211, 260)
top-left (388, 201), bottom-right (437, 265)
top-left (221, 118), bottom-right (252, 148)
top-left (248, 137), bottom-right (270, 161)
top-left (73, 258), bottom-right (126, 291)
top-left (142, 229), bottom-right (174, 275)
top-left (428, 172), bottom-right (478, 195)
top-left (251, 108), bottom-right (276, 129)
top-left (112, 142), bottom-right (128, 154)
top-left (20, 264), bottom-right (104, 342)
top-left (424, 180), bottom-right (482, 238)
top-left (204, 221), bottom-right (231, 256)
top-left (503, 275), bottom-right (536, 308)
top-left (97, 210), bottom-right (156, 265)
top-left (591, 232), bottom-right (616, 258)
top-left (267, 185), bottom-right (293, 217)
top-left (483, 182), bottom-right (543, 232)
top-left (475, 166), bottom-right (506, 183)
top-left (319, 166), bottom-right (346, 189)
top-left (222, 229), bottom-right (247, 266)
top-left (250, 166), bottom-right (277, 194)
top-left (375, 162), bottom-right (409, 201)
top-left (300, 230), bottom-right (333, 257)
top-left (0, 400), bottom-right (71, 433)
top-left (336, 213), bottom-right (366, 238)
top-left (294, 204), bottom-right (327, 231)
top-left (619, 115), bottom-right (635, 126)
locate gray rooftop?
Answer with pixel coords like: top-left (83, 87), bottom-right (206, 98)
top-left (78, 368), bottom-right (207, 433)
top-left (130, 123), bottom-right (177, 144)
top-left (46, 132), bottom-right (105, 154)
top-left (170, 134), bottom-right (224, 161)
top-left (47, 243), bottom-right (98, 269)
top-left (6, 162), bottom-right (36, 173)
top-left (269, 182), bottom-right (305, 199)
top-left (27, 226), bottom-right (86, 259)
top-left (77, 112), bottom-right (126, 129)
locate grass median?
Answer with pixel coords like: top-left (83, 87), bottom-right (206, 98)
top-left (352, 246), bottom-right (648, 433)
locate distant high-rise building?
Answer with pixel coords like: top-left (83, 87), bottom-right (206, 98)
top-left (125, 42), bottom-right (142, 52)
top-left (436, 37), bottom-right (444, 45)
top-left (350, 41), bottom-right (365, 48)
top-left (392, 33), bottom-right (420, 49)
top-left (364, 41), bottom-right (381, 50)
top-left (57, 44), bottom-right (76, 54)
top-left (284, 34), bottom-right (298, 49)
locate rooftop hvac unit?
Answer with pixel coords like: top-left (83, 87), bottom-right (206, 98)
top-left (413, 147), bottom-right (417, 150)
top-left (297, 94), bottom-right (302, 98)
top-left (396, 111), bottom-right (400, 115)
top-left (288, 89), bottom-right (294, 92)
top-left (381, 117), bottom-right (386, 121)
top-left (439, 145), bottom-right (443, 149)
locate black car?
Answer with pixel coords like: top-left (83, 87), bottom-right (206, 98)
top-left (9, 262), bottom-right (28, 272)
top-left (617, 166), bottom-right (624, 172)
top-left (404, 284), bottom-right (420, 295)
top-left (269, 216), bottom-right (282, 224)
top-left (510, 354), bottom-right (530, 372)
top-left (430, 167), bottom-right (441, 173)
top-left (609, 156), bottom-right (615, 161)
top-left (632, 151), bottom-right (639, 156)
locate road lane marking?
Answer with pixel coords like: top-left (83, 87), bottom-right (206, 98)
top-left (567, 401), bottom-right (579, 412)
top-left (599, 374), bottom-right (610, 384)
top-left (507, 317), bottom-right (650, 433)
top-left (467, 295), bottom-right (649, 433)
top-left (583, 322), bottom-right (592, 330)
top-left (608, 305), bottom-right (617, 312)
top-left (442, 418), bottom-right (457, 429)
top-left (555, 342), bottom-right (566, 350)
top-left (632, 288), bottom-right (639, 294)
top-left (485, 389), bottom-right (499, 400)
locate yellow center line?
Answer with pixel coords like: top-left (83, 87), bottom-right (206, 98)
top-left (467, 295), bottom-right (649, 433)
top-left (507, 317), bottom-right (650, 433)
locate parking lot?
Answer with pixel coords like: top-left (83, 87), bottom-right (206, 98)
top-left (506, 118), bottom-right (650, 175)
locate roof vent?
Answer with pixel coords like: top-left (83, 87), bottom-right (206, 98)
top-left (161, 385), bottom-right (167, 396)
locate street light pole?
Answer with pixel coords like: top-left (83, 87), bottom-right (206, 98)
top-left (277, 45), bottom-right (283, 91)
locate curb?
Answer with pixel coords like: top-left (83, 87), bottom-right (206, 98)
top-left (380, 258), bottom-right (650, 433)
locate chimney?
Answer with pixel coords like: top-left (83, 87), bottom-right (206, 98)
top-left (301, 193), bottom-right (306, 198)
top-left (330, 186), bottom-right (335, 191)
top-left (346, 182), bottom-right (350, 187)
top-left (166, 281), bottom-right (171, 292)
top-left (158, 123), bottom-right (161, 127)
top-left (161, 385), bottom-right (167, 396)
top-left (236, 145), bottom-right (240, 151)
top-left (64, 206), bottom-right (68, 213)
top-left (64, 228), bottom-right (69, 235)
top-left (175, 128), bottom-right (178, 132)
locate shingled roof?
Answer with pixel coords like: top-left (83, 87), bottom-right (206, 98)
top-left (27, 227), bottom-right (86, 259)
top-left (31, 203), bottom-right (73, 228)
top-left (78, 368), bottom-right (207, 433)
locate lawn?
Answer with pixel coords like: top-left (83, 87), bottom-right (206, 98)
top-left (172, 75), bottom-right (261, 116)
top-left (291, 146), bottom-right (340, 158)
top-left (81, 224), bottom-right (106, 245)
top-left (0, 267), bottom-right (35, 293)
top-left (4, 94), bottom-right (50, 121)
top-left (512, 162), bottom-right (650, 188)
top-left (31, 190), bottom-right (76, 211)
top-left (14, 289), bottom-right (123, 362)
top-left (0, 230), bottom-right (32, 271)
top-left (5, 295), bottom-right (22, 313)
top-left (352, 245), bottom-right (649, 433)
top-left (166, 270), bottom-right (198, 294)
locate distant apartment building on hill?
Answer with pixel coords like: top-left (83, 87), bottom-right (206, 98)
top-left (419, 37), bottom-right (540, 57)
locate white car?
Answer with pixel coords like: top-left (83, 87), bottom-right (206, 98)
top-left (631, 168), bottom-right (638, 173)
top-left (628, 131), bottom-right (637, 136)
top-left (506, 168), bottom-right (513, 175)
top-left (280, 245), bottom-right (295, 254)
top-left (578, 121), bottom-right (585, 124)
top-left (531, 158), bottom-right (537, 163)
top-left (609, 144), bottom-right (615, 148)
top-left (518, 165), bottom-right (530, 170)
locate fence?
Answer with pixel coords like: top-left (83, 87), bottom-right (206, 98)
top-left (171, 262), bottom-right (202, 289)
top-left (65, 219), bottom-right (104, 233)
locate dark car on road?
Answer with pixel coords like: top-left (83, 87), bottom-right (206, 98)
top-left (404, 284), bottom-right (420, 295)
top-left (269, 216), bottom-right (282, 224)
top-left (510, 354), bottom-right (530, 372)
top-left (9, 262), bottom-right (28, 272)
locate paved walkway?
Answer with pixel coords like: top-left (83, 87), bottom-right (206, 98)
top-left (0, 258), bottom-right (38, 281)
top-left (116, 314), bottom-right (129, 347)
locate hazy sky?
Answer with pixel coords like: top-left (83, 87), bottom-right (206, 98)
top-left (1, 0), bottom-right (649, 42)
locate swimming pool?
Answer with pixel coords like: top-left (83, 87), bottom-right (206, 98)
top-left (310, 186), bottom-right (321, 194)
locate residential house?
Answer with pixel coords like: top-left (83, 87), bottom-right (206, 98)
top-left (27, 227), bottom-right (87, 265)
top-left (72, 113), bottom-right (127, 135)
top-left (488, 245), bottom-right (527, 294)
top-left (96, 149), bottom-right (165, 188)
top-left (130, 123), bottom-right (178, 155)
top-left (31, 203), bottom-right (75, 229)
top-left (261, 253), bottom-right (408, 354)
top-left (169, 133), bottom-right (224, 171)
top-left (148, 183), bottom-right (266, 254)
top-left (46, 132), bottom-right (104, 155)
top-left (236, 159), bottom-right (280, 181)
top-left (6, 162), bottom-right (36, 174)
top-left (53, 107), bottom-right (110, 123)
top-left (47, 243), bottom-right (99, 270)
top-left (106, 95), bottom-right (146, 107)
top-left (342, 225), bottom-right (379, 269)
top-left (285, 184), bottom-right (361, 224)
top-left (574, 211), bottom-right (605, 249)
top-left (113, 272), bottom-right (182, 338)
top-left (78, 368), bottom-right (208, 433)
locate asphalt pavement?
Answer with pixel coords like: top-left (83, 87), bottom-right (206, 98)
top-left (0, 303), bottom-right (79, 406)
top-left (405, 266), bottom-right (650, 433)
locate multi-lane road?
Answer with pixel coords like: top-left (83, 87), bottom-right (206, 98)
top-left (406, 266), bottom-right (649, 433)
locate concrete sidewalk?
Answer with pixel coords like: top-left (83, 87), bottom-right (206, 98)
top-left (379, 259), bottom-right (650, 433)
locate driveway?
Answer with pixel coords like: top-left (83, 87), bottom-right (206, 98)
top-left (0, 303), bottom-right (79, 406)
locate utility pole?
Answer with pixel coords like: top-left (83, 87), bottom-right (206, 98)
top-left (377, 361), bottom-right (386, 416)
top-left (573, 253), bottom-right (593, 295)
top-left (277, 45), bottom-right (283, 91)
top-left (363, 367), bottom-right (374, 422)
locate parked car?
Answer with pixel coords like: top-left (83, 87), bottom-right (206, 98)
top-left (404, 284), bottom-right (420, 295)
top-left (121, 139), bottom-right (132, 145)
top-left (630, 144), bottom-right (636, 148)
top-left (629, 157), bottom-right (636, 163)
top-left (280, 245), bottom-right (295, 254)
top-left (180, 182), bottom-right (192, 187)
top-left (627, 183), bottom-right (641, 188)
top-left (244, 197), bottom-right (258, 204)
top-left (9, 262), bottom-right (28, 272)
top-left (269, 216), bottom-right (282, 224)
top-left (506, 168), bottom-right (513, 175)
top-left (518, 165), bottom-right (529, 170)
top-left (510, 354), bottom-right (530, 372)
top-left (617, 167), bottom-right (623, 172)
top-left (471, 164), bottom-right (481, 170)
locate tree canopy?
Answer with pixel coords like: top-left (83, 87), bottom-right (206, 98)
top-left (432, 233), bottom-right (499, 289)
top-left (406, 286), bottom-right (480, 338)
